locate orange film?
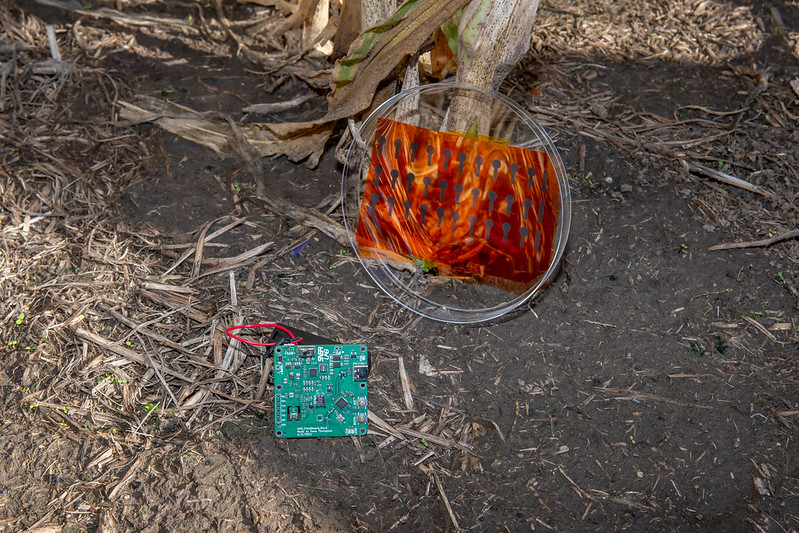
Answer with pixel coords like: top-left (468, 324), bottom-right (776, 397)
top-left (355, 118), bottom-right (560, 291)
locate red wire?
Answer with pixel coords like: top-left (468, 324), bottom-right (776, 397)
top-left (225, 323), bottom-right (303, 347)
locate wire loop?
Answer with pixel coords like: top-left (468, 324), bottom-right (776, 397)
top-left (225, 323), bottom-right (303, 347)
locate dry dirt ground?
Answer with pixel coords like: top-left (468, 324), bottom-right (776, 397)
top-left (2, 0), bottom-right (799, 532)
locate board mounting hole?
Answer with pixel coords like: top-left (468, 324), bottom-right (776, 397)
top-left (275, 347), bottom-right (282, 354)
top-left (360, 383), bottom-right (366, 389)
top-left (276, 384), bottom-right (282, 391)
top-left (360, 345), bottom-right (366, 352)
top-left (360, 428), bottom-right (366, 435)
top-left (276, 431), bottom-right (283, 436)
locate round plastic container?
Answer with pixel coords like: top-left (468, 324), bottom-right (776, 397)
top-left (341, 82), bottom-right (570, 323)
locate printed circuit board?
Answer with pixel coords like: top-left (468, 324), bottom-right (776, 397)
top-left (273, 344), bottom-right (368, 438)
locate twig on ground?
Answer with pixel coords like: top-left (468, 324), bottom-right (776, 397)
top-left (709, 229), bottom-right (799, 251)
top-left (194, 402), bottom-right (253, 434)
top-left (74, 328), bottom-right (193, 383)
top-left (742, 316), bottom-right (779, 342)
top-left (397, 356), bottom-right (415, 411)
top-left (387, 499), bottom-right (427, 530)
top-left (432, 471), bottom-right (461, 532)
top-left (255, 358), bottom-right (273, 401)
top-left (596, 387), bottom-right (713, 409)
top-left (35, 0), bottom-right (198, 31)
top-left (242, 93), bottom-right (315, 114)
top-left (108, 456), bottom-right (145, 500)
top-left (367, 411), bottom-right (405, 440)
top-left (682, 160), bottom-right (774, 198)
top-left (139, 334), bottom-right (181, 411)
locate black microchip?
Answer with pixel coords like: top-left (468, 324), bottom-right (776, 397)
top-left (315, 393), bottom-right (326, 408)
top-left (353, 365), bottom-right (369, 381)
top-left (335, 396), bottom-right (348, 410)
top-left (308, 368), bottom-right (318, 378)
top-left (332, 361), bottom-right (341, 369)
top-left (298, 346), bottom-right (315, 358)
top-left (332, 355), bottom-right (341, 362)
top-left (320, 364), bottom-right (329, 373)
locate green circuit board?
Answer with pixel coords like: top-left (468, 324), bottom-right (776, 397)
top-left (273, 344), bottom-right (368, 438)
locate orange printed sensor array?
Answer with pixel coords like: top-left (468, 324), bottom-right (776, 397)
top-left (356, 118), bottom-right (560, 292)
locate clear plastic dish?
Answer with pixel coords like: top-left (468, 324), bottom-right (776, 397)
top-left (341, 82), bottom-right (570, 323)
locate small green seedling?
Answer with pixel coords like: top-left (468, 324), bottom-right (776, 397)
top-left (412, 257), bottom-right (435, 273)
top-left (15, 313), bottom-right (24, 325)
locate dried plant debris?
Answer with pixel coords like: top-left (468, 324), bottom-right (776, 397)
top-left (1, 1), bottom-right (798, 531)
top-left (534, 0), bottom-right (764, 63)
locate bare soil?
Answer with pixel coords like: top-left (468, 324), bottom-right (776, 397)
top-left (2, 1), bottom-right (798, 532)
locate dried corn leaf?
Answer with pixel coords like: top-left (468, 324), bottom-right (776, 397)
top-left (330, 0), bottom-right (471, 113)
top-left (331, 0), bottom-right (362, 59)
top-left (118, 96), bottom-right (332, 166)
top-left (234, 0), bottom-right (471, 140)
top-left (430, 27), bottom-right (457, 78)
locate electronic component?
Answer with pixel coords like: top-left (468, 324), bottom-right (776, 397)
top-left (274, 344), bottom-right (369, 438)
top-left (353, 365), bottom-right (369, 381)
top-left (298, 346), bottom-right (316, 358)
top-left (315, 393), bottom-right (326, 408)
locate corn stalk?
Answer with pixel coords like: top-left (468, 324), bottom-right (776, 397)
top-left (447, 0), bottom-right (540, 134)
